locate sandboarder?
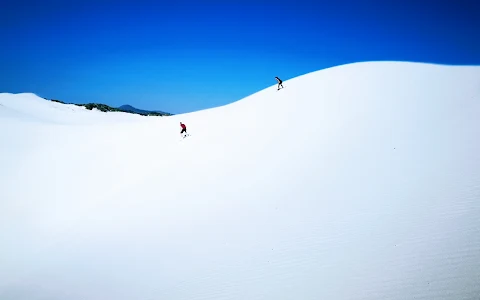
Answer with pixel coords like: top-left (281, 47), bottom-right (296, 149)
top-left (180, 122), bottom-right (187, 137)
top-left (275, 76), bottom-right (284, 90)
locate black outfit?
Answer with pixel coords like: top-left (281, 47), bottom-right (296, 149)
top-left (275, 77), bottom-right (283, 90)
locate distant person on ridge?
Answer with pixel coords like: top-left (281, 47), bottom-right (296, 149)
top-left (180, 122), bottom-right (187, 137)
top-left (275, 76), bottom-right (284, 90)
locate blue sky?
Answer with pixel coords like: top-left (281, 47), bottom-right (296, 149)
top-left (1, 0), bottom-right (479, 114)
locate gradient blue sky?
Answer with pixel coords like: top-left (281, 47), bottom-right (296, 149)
top-left (1, 0), bottom-right (479, 114)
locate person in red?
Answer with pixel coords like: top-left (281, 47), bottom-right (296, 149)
top-left (180, 122), bottom-right (187, 137)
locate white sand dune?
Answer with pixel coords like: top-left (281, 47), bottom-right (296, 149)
top-left (1, 61), bottom-right (479, 300)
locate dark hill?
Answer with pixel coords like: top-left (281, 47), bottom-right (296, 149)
top-left (48, 99), bottom-right (172, 116)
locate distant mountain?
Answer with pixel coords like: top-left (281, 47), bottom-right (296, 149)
top-left (48, 99), bottom-right (172, 116)
top-left (117, 104), bottom-right (172, 116)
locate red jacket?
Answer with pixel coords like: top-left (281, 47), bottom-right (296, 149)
top-left (180, 123), bottom-right (186, 129)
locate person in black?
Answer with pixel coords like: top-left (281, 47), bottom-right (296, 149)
top-left (275, 76), bottom-right (283, 90)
